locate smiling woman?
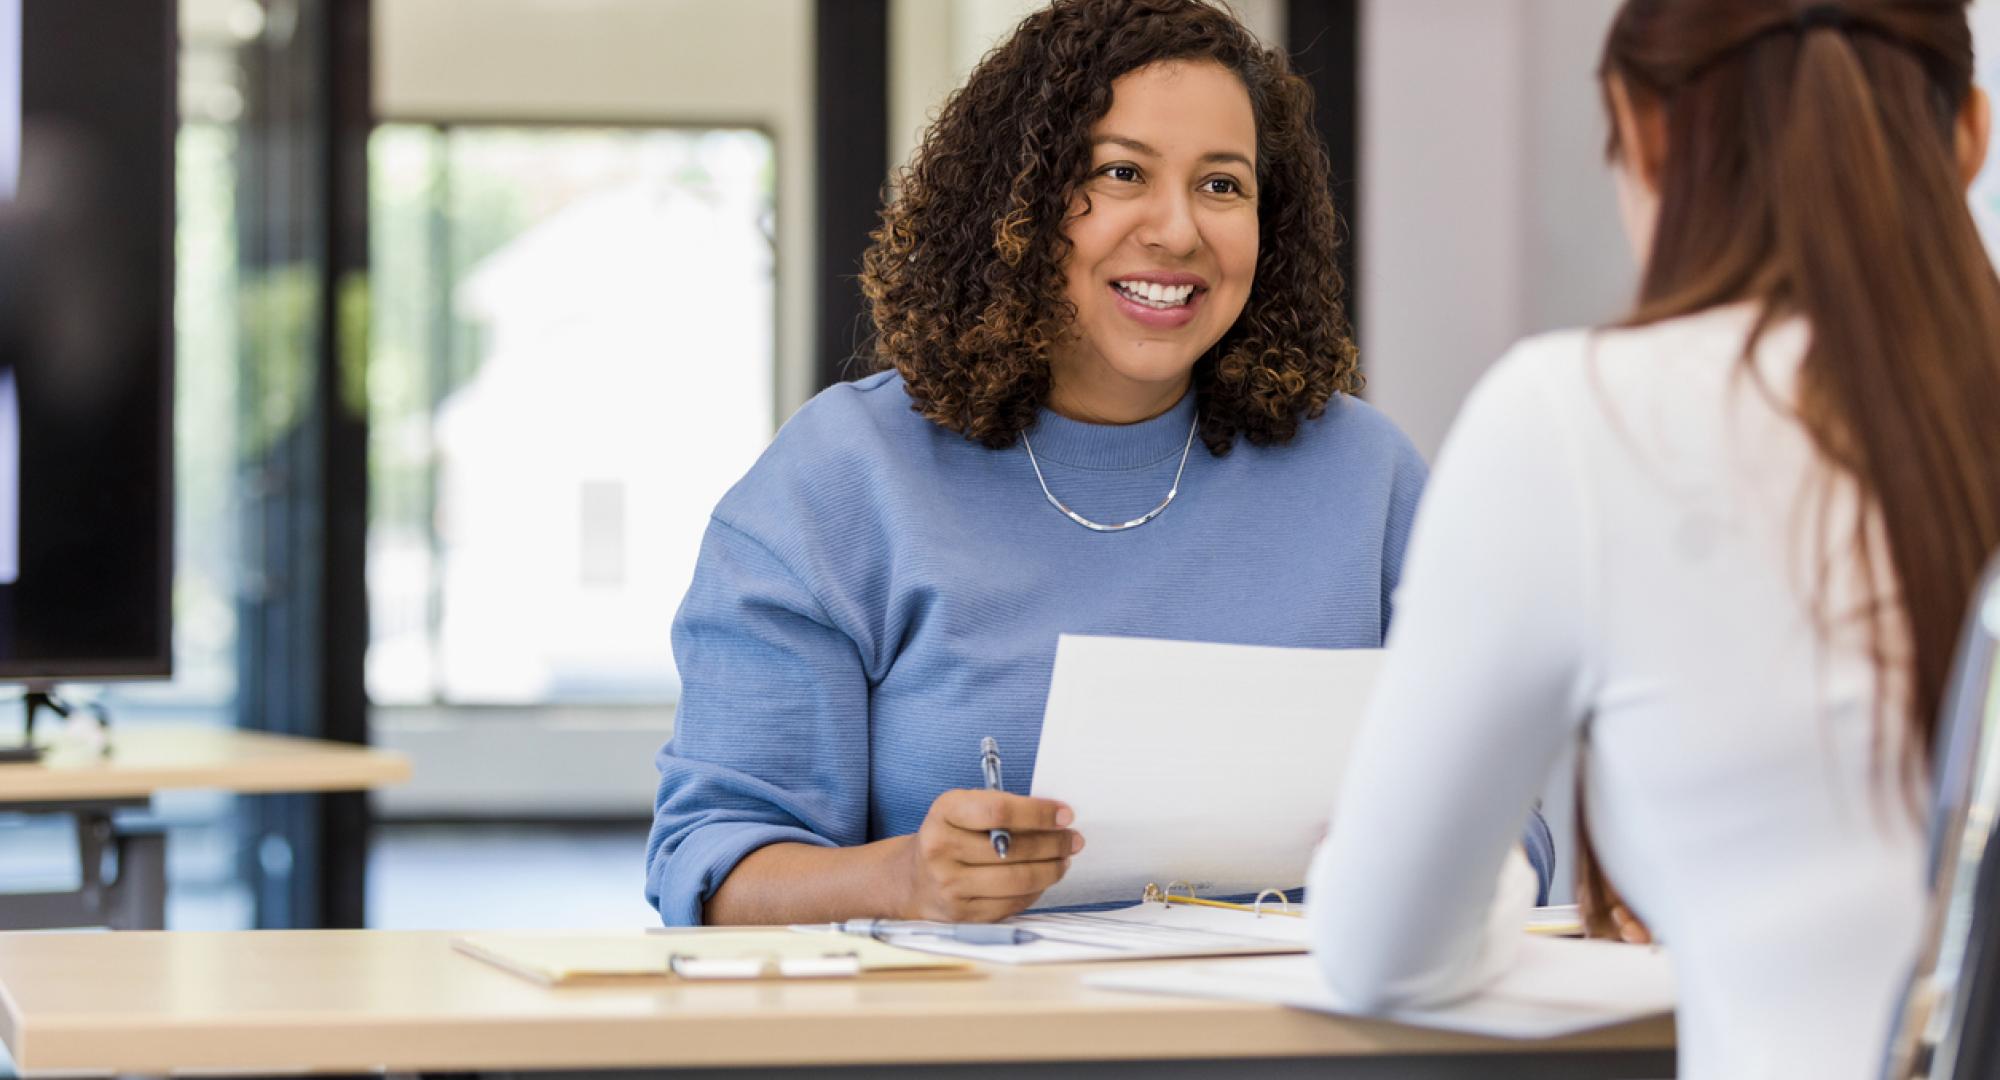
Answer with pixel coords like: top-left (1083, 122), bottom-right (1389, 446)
top-left (644, 0), bottom-right (1556, 929)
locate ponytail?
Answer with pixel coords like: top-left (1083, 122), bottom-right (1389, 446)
top-left (1575, 0), bottom-right (2000, 936)
top-left (1775, 23), bottom-right (2000, 743)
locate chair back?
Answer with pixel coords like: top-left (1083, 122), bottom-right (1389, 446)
top-left (1884, 553), bottom-right (2000, 1079)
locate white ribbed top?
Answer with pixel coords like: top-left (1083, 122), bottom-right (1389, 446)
top-left (1310, 304), bottom-right (1927, 1079)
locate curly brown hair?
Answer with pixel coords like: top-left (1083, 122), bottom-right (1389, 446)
top-left (859, 0), bottom-right (1358, 456)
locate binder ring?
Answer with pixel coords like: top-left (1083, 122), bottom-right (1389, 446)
top-left (1141, 881), bottom-right (1199, 905)
top-left (1252, 889), bottom-right (1292, 917)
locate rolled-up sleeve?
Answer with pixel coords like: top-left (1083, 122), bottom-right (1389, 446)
top-left (646, 516), bottom-right (871, 926)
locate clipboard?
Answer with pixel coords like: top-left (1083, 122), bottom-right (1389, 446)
top-left (452, 929), bottom-right (978, 986)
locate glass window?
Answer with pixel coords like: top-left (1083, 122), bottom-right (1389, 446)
top-left (367, 124), bottom-right (776, 706)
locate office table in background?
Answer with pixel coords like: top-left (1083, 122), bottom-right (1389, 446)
top-left (0, 929), bottom-right (1676, 1079)
top-left (0, 727), bottom-right (409, 930)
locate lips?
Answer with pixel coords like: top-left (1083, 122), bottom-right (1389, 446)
top-left (1107, 280), bottom-right (1204, 329)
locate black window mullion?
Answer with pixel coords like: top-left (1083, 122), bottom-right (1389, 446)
top-left (1286, 0), bottom-right (1362, 354)
top-left (812, 0), bottom-right (889, 391)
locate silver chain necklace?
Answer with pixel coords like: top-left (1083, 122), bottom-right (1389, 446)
top-left (1021, 411), bottom-right (1200, 532)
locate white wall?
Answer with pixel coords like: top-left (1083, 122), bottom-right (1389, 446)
top-left (375, 0), bottom-right (817, 420)
top-left (1967, 0), bottom-right (2000, 261)
top-left (1359, 0), bottom-right (1629, 461)
top-left (1364, 0), bottom-right (2000, 455)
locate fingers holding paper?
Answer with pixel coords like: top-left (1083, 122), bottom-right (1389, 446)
top-left (901, 789), bottom-right (1084, 921)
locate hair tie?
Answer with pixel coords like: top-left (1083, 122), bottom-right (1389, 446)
top-left (1795, 4), bottom-right (1850, 34)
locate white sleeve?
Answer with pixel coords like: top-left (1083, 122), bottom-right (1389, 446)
top-left (1308, 343), bottom-right (1597, 1010)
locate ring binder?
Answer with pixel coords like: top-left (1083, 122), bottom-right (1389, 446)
top-left (1142, 881), bottom-right (1306, 919)
top-left (1252, 889), bottom-right (1291, 916)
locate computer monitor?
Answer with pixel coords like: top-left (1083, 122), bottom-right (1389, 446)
top-left (0, 0), bottom-right (174, 695)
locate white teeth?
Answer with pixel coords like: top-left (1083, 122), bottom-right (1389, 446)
top-left (1114, 281), bottom-right (1197, 309)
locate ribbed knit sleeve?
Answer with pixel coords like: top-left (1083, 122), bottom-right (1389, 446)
top-left (1371, 432), bottom-right (1554, 905)
top-left (645, 516), bottom-right (870, 926)
top-left (1308, 343), bottom-right (1594, 1008)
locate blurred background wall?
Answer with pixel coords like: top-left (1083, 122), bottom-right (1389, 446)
top-left (1361, 0), bottom-right (1629, 459)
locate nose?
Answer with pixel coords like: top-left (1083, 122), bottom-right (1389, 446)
top-left (1134, 187), bottom-right (1201, 259)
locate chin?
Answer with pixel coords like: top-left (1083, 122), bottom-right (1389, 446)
top-left (1102, 350), bottom-right (1205, 386)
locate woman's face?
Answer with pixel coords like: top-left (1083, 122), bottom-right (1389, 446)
top-left (1049, 59), bottom-right (1260, 424)
top-left (1605, 74), bottom-right (1662, 269)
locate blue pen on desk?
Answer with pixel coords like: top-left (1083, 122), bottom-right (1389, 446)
top-left (980, 736), bottom-right (1010, 858)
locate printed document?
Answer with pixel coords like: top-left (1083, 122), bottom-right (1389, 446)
top-left (1028, 635), bottom-right (1383, 908)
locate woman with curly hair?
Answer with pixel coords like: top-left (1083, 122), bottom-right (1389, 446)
top-left (646, 0), bottom-right (1552, 926)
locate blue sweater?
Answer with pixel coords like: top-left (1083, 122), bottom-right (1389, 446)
top-left (647, 371), bottom-right (1551, 924)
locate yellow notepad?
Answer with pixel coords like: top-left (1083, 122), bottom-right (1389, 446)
top-left (453, 930), bottom-right (977, 986)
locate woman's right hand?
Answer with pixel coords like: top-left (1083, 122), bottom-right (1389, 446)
top-left (1577, 870), bottom-right (1654, 944)
top-left (899, 789), bottom-right (1084, 921)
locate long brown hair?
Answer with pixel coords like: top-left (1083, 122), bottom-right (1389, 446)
top-left (1576, 0), bottom-right (2000, 935)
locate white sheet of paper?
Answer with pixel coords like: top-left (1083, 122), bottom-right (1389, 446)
top-left (1028, 635), bottom-right (1383, 908)
top-left (1087, 938), bottom-right (1677, 1040)
top-left (890, 903), bottom-right (1582, 967)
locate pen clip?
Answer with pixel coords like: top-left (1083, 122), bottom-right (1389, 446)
top-left (980, 736), bottom-right (1003, 789)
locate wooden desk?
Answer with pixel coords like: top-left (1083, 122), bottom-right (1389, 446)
top-left (0, 728), bottom-right (408, 930)
top-left (0, 930), bottom-right (1675, 1078)
top-left (0, 726), bottom-right (410, 802)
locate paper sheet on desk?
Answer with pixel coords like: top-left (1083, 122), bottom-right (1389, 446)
top-left (897, 904), bottom-right (1582, 966)
top-left (901, 902), bottom-right (1314, 965)
top-left (1029, 635), bottom-right (1383, 908)
top-left (1087, 937), bottom-right (1677, 1040)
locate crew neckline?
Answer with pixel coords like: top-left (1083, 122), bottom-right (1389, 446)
top-left (1021, 389), bottom-right (1200, 470)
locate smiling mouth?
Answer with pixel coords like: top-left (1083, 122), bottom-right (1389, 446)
top-left (1111, 280), bottom-right (1202, 310)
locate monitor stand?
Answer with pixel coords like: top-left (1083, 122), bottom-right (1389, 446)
top-left (0, 688), bottom-right (102, 763)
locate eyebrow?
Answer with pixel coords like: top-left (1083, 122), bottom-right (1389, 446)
top-left (1092, 134), bottom-right (1254, 171)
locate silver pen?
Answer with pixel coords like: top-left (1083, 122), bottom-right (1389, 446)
top-left (980, 736), bottom-right (1010, 858)
top-left (830, 918), bottom-right (1039, 946)
top-left (806, 918), bottom-right (1130, 951)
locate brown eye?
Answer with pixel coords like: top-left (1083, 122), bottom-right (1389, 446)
top-left (1100, 164), bottom-right (1141, 183)
top-left (1201, 177), bottom-right (1243, 196)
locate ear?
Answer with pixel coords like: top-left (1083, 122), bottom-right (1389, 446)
top-left (1606, 73), bottom-right (1667, 196)
top-left (1957, 85), bottom-right (1991, 191)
